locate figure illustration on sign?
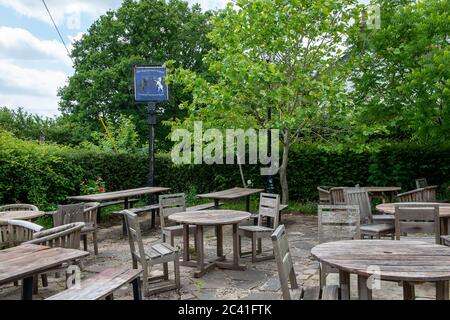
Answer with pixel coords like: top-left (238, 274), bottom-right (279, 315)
top-left (139, 77), bottom-right (148, 93)
top-left (155, 77), bottom-right (164, 94)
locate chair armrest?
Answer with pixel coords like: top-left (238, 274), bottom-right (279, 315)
top-left (7, 220), bottom-right (44, 232)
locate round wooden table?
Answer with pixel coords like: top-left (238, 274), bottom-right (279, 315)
top-left (376, 203), bottom-right (450, 234)
top-left (0, 210), bottom-right (46, 222)
top-left (311, 240), bottom-right (450, 300)
top-left (169, 210), bottom-right (251, 278)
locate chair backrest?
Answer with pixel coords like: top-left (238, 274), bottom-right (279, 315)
top-left (53, 203), bottom-right (85, 227)
top-left (317, 187), bottom-right (331, 205)
top-left (159, 193), bottom-right (186, 228)
top-left (26, 222), bottom-right (84, 249)
top-left (83, 202), bottom-right (100, 228)
top-left (415, 178), bottom-right (428, 189)
top-left (318, 205), bottom-right (361, 244)
top-left (0, 222), bottom-right (9, 249)
top-left (123, 210), bottom-right (148, 271)
top-left (271, 225), bottom-right (298, 300)
top-left (344, 188), bottom-right (372, 224)
top-left (0, 204), bottom-right (39, 212)
top-left (7, 220), bottom-right (44, 247)
top-left (422, 186), bottom-right (437, 202)
top-left (329, 187), bottom-right (346, 205)
top-left (258, 193), bottom-right (280, 229)
top-left (394, 203), bottom-right (440, 244)
top-left (396, 186), bottom-right (437, 203)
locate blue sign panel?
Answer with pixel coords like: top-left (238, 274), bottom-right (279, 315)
top-left (134, 66), bottom-right (169, 102)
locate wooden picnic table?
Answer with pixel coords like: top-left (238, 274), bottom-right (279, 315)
top-left (376, 202), bottom-right (450, 235)
top-left (0, 244), bottom-right (89, 300)
top-left (311, 240), bottom-right (450, 300)
top-left (68, 187), bottom-right (170, 235)
top-left (197, 187), bottom-right (264, 212)
top-left (169, 210), bottom-right (251, 278)
top-left (0, 210), bottom-right (46, 222)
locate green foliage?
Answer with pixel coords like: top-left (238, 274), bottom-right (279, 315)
top-left (1, 132), bottom-right (448, 213)
top-left (348, 0), bottom-right (450, 144)
top-left (58, 0), bottom-right (213, 150)
top-left (169, 0), bottom-right (362, 203)
top-left (80, 177), bottom-right (106, 195)
top-left (81, 114), bottom-right (146, 154)
top-left (0, 107), bottom-right (91, 146)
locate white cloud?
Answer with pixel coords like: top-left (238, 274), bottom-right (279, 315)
top-left (0, 26), bottom-right (71, 66)
top-left (0, 59), bottom-right (68, 117)
top-left (0, 0), bottom-right (122, 29)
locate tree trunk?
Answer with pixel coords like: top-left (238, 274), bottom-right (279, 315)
top-left (279, 130), bottom-right (290, 205)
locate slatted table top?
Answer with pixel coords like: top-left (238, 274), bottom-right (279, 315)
top-left (67, 187), bottom-right (171, 202)
top-left (376, 203), bottom-right (450, 218)
top-left (0, 210), bottom-right (46, 222)
top-left (0, 244), bottom-right (89, 285)
top-left (311, 240), bottom-right (450, 282)
top-left (197, 187), bottom-right (264, 200)
top-left (169, 210), bottom-right (251, 226)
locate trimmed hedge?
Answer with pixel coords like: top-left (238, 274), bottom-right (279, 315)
top-left (0, 131), bottom-right (449, 211)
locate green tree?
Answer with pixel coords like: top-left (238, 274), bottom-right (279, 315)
top-left (170, 0), bottom-right (360, 203)
top-left (348, 0), bottom-right (449, 144)
top-left (58, 0), bottom-right (213, 150)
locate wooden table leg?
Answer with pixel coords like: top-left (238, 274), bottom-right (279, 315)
top-left (245, 196), bottom-right (250, 212)
top-left (183, 224), bottom-right (190, 262)
top-left (436, 281), bottom-right (449, 300)
top-left (216, 225), bottom-right (224, 258)
top-left (194, 225), bottom-right (205, 278)
top-left (403, 282), bottom-right (416, 300)
top-left (214, 199), bottom-right (220, 209)
top-left (122, 197), bottom-right (129, 236)
top-left (357, 275), bottom-right (372, 300)
top-left (232, 224), bottom-right (240, 267)
top-left (441, 217), bottom-right (449, 236)
top-left (132, 277), bottom-right (142, 300)
top-left (339, 270), bottom-right (351, 300)
top-left (21, 276), bottom-right (33, 300)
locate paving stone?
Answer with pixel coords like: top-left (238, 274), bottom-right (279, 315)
top-left (259, 275), bottom-right (281, 292)
top-left (242, 291), bottom-right (281, 300)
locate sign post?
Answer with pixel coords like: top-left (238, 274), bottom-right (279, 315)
top-left (133, 65), bottom-right (169, 201)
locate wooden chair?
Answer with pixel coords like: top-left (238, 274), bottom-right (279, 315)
top-left (329, 187), bottom-right (346, 205)
top-left (239, 193), bottom-right (280, 263)
top-left (25, 222), bottom-right (85, 293)
top-left (396, 186), bottom-right (437, 202)
top-left (271, 225), bottom-right (340, 300)
top-left (123, 210), bottom-right (180, 297)
top-left (26, 222), bottom-right (85, 249)
top-left (394, 203), bottom-right (440, 244)
top-left (0, 204), bottom-right (39, 211)
top-left (81, 202), bottom-right (100, 255)
top-left (345, 188), bottom-right (394, 239)
top-left (53, 203), bottom-right (99, 254)
top-left (318, 205), bottom-right (360, 287)
top-left (317, 186), bottom-right (332, 204)
top-left (415, 178), bottom-right (428, 189)
top-left (442, 236), bottom-right (450, 247)
top-left (159, 193), bottom-right (196, 251)
top-left (7, 220), bottom-right (44, 247)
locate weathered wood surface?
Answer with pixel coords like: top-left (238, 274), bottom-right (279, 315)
top-left (0, 210), bottom-right (46, 222)
top-left (0, 244), bottom-right (89, 285)
top-left (318, 205), bottom-right (361, 244)
top-left (169, 210), bottom-right (251, 226)
top-left (197, 187), bottom-right (264, 200)
top-left (67, 187), bottom-right (171, 202)
top-left (186, 202), bottom-right (223, 211)
top-left (376, 203), bottom-right (450, 218)
top-left (311, 240), bottom-right (450, 282)
top-left (46, 267), bottom-right (142, 300)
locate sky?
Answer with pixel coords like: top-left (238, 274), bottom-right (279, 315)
top-left (0, 0), bottom-right (371, 118)
top-left (0, 0), bottom-right (229, 118)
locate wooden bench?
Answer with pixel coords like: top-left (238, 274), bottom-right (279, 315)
top-left (46, 267), bottom-right (142, 300)
top-left (250, 204), bottom-right (288, 225)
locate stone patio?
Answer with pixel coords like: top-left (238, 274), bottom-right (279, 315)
top-left (0, 214), bottom-right (440, 300)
